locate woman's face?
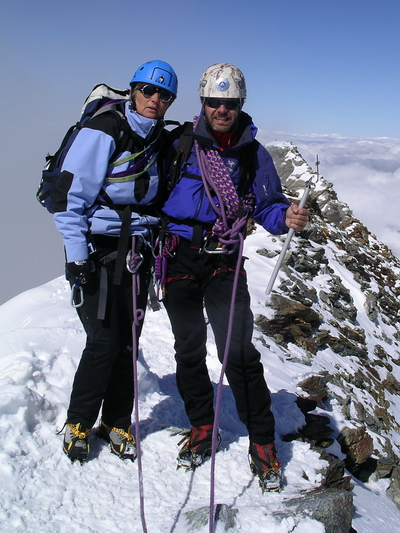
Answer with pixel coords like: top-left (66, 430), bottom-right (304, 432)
top-left (133, 84), bottom-right (173, 119)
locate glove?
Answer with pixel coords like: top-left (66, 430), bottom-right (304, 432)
top-left (67, 260), bottom-right (92, 285)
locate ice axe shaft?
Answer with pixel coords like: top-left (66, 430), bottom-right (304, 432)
top-left (265, 179), bottom-right (312, 296)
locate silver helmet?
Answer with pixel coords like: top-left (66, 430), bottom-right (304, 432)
top-left (198, 63), bottom-right (246, 100)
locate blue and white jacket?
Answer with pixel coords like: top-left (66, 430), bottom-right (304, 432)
top-left (162, 111), bottom-right (290, 241)
top-left (53, 101), bottom-right (167, 262)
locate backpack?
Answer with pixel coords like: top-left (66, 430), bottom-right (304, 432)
top-left (36, 84), bottom-right (130, 214)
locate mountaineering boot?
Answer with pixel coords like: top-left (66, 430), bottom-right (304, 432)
top-left (62, 421), bottom-right (91, 463)
top-left (249, 442), bottom-right (283, 492)
top-left (177, 423), bottom-right (220, 470)
top-left (97, 420), bottom-right (137, 461)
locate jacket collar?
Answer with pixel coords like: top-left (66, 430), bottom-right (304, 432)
top-left (125, 101), bottom-right (164, 140)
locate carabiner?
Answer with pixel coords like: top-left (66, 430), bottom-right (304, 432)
top-left (126, 249), bottom-right (144, 274)
top-left (203, 239), bottom-right (226, 255)
top-left (71, 283), bottom-right (84, 308)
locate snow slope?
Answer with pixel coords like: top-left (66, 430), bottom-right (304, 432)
top-left (1, 227), bottom-right (400, 533)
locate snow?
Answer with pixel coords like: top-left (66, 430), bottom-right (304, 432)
top-left (1, 226), bottom-right (400, 532)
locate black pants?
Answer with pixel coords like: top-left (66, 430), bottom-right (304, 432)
top-left (163, 238), bottom-right (275, 445)
top-left (67, 236), bottom-right (150, 430)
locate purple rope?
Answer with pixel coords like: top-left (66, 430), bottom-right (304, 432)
top-left (194, 118), bottom-right (254, 254)
top-left (208, 232), bottom-right (245, 533)
top-left (197, 144), bottom-right (245, 255)
top-left (196, 141), bottom-right (238, 231)
top-left (196, 142), bottom-right (225, 219)
top-left (217, 217), bottom-right (248, 251)
top-left (130, 237), bottom-right (148, 533)
top-left (154, 234), bottom-right (180, 296)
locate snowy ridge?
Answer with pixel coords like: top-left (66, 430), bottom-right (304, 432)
top-left (1, 143), bottom-right (400, 532)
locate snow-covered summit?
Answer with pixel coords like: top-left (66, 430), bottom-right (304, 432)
top-left (1, 143), bottom-right (400, 532)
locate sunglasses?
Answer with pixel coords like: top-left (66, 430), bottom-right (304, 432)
top-left (204, 98), bottom-right (241, 110)
top-left (139, 84), bottom-right (174, 103)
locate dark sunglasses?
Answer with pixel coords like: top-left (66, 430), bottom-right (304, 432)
top-left (139, 84), bottom-right (174, 103)
top-left (204, 98), bottom-right (241, 110)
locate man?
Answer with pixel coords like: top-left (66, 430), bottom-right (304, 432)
top-left (160, 63), bottom-right (308, 492)
top-left (53, 60), bottom-right (178, 462)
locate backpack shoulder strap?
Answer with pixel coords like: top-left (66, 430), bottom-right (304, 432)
top-left (92, 100), bottom-right (126, 121)
top-left (238, 139), bottom-right (259, 197)
top-left (167, 121), bottom-right (194, 191)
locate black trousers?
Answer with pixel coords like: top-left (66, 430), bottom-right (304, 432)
top-left (67, 237), bottom-right (150, 430)
top-left (163, 239), bottom-right (275, 445)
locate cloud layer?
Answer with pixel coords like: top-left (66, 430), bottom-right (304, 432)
top-left (258, 131), bottom-right (400, 259)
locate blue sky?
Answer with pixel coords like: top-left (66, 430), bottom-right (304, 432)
top-left (3, 0), bottom-right (400, 138)
top-left (1, 0), bottom-right (400, 304)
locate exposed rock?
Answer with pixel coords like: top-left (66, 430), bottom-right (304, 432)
top-left (298, 374), bottom-right (329, 406)
top-left (182, 504), bottom-right (238, 531)
top-left (338, 426), bottom-right (374, 471)
top-left (319, 454), bottom-right (353, 490)
top-left (364, 292), bottom-right (379, 320)
top-left (284, 396), bottom-right (354, 491)
top-left (283, 412), bottom-right (334, 448)
top-left (283, 488), bottom-right (354, 533)
top-left (181, 494), bottom-right (355, 532)
top-left (387, 466), bottom-right (400, 510)
top-left (382, 372), bottom-right (400, 395)
top-left (375, 457), bottom-right (396, 479)
top-left (255, 294), bottom-right (322, 354)
top-left (296, 396), bottom-right (318, 414)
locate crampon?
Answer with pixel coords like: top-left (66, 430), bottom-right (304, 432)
top-left (249, 442), bottom-right (283, 493)
top-left (177, 424), bottom-right (220, 471)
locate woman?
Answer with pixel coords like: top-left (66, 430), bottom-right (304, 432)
top-left (53, 59), bottom-right (178, 462)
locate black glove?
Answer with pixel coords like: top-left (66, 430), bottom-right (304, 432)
top-left (67, 260), bottom-right (92, 284)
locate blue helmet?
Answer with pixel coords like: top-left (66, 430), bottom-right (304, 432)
top-left (130, 60), bottom-right (178, 97)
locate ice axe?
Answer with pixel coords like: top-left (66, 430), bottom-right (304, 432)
top-left (265, 177), bottom-right (313, 296)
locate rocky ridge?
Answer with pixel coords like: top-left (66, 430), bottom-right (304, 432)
top-left (250, 142), bottom-right (400, 528)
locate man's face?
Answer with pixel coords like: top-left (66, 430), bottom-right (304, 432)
top-left (203, 98), bottom-right (241, 134)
